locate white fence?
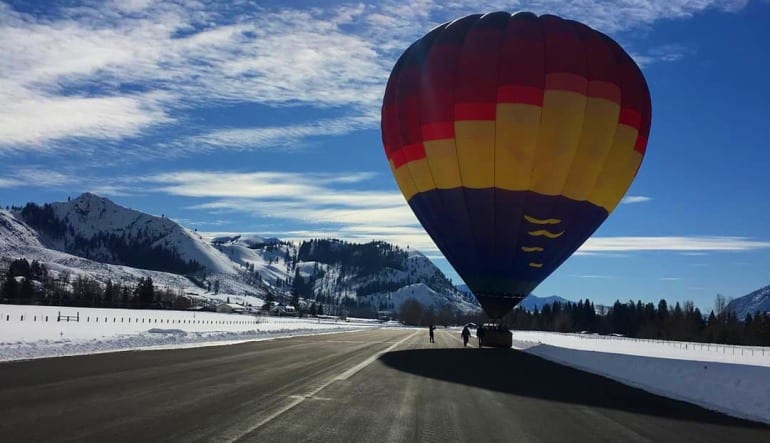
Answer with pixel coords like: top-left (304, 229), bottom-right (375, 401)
top-left (512, 330), bottom-right (770, 366)
top-left (0, 305), bottom-right (368, 342)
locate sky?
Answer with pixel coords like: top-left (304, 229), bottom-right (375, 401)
top-left (1, 0), bottom-right (769, 312)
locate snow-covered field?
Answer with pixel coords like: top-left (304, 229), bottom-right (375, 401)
top-left (512, 331), bottom-right (770, 424)
top-left (0, 305), bottom-right (383, 362)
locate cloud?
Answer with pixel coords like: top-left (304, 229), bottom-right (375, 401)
top-left (631, 43), bottom-right (691, 66)
top-left (620, 195), bottom-right (652, 204)
top-left (0, 177), bottom-right (22, 188)
top-left (142, 169), bottom-right (428, 245)
top-left (11, 168), bottom-right (79, 187)
top-left (579, 236), bottom-right (770, 252)
top-left (141, 169), bottom-right (770, 256)
top-left (569, 274), bottom-right (615, 279)
top-left (0, 0), bottom-right (751, 152)
top-left (660, 277), bottom-right (681, 281)
top-left (181, 116), bottom-right (374, 153)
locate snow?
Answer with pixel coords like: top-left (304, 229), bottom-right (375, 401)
top-left (512, 331), bottom-right (770, 424)
top-left (0, 305), bottom-right (382, 362)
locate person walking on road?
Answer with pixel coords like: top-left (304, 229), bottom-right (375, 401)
top-left (429, 324), bottom-right (436, 343)
top-left (461, 325), bottom-right (470, 347)
top-left (477, 325), bottom-right (486, 348)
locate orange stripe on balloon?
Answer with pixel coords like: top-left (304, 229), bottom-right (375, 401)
top-left (391, 145), bottom-right (426, 168)
top-left (455, 102), bottom-right (496, 120)
top-left (497, 85), bottom-right (544, 106)
top-left (421, 122), bottom-right (455, 141)
top-left (391, 149), bottom-right (408, 168)
top-left (402, 143), bottom-right (426, 163)
top-left (619, 108), bottom-right (641, 129)
top-left (588, 81), bottom-right (621, 104)
top-left (545, 72), bottom-right (587, 94)
top-left (634, 135), bottom-right (648, 154)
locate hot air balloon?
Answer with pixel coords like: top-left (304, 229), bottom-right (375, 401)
top-left (381, 12), bottom-right (651, 325)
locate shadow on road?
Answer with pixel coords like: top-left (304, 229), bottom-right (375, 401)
top-left (379, 348), bottom-right (769, 429)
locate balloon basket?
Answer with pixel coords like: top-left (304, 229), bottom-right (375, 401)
top-left (479, 320), bottom-right (513, 348)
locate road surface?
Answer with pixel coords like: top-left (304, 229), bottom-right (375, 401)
top-left (1, 328), bottom-right (768, 442)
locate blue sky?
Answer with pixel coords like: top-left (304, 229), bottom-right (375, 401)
top-left (1, 0), bottom-right (769, 312)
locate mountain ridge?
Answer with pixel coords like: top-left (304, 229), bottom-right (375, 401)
top-left (1, 193), bottom-right (478, 315)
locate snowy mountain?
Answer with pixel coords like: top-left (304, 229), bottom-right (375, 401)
top-left (210, 237), bottom-right (479, 315)
top-left (455, 284), bottom-right (570, 312)
top-left (18, 193), bottom-right (236, 275)
top-left (727, 285), bottom-right (770, 319)
top-left (518, 295), bottom-right (573, 311)
top-left (2, 193), bottom-right (478, 315)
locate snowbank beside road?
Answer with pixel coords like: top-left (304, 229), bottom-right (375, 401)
top-left (513, 331), bottom-right (770, 424)
top-left (0, 305), bottom-right (380, 362)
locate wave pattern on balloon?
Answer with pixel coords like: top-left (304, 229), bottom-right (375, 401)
top-left (381, 12), bottom-right (651, 318)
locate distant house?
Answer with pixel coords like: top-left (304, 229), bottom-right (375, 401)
top-left (216, 303), bottom-right (246, 314)
top-left (271, 304), bottom-right (298, 316)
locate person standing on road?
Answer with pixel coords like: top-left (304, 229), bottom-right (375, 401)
top-left (461, 326), bottom-right (470, 347)
top-left (429, 324), bottom-right (436, 343)
top-left (477, 325), bottom-right (486, 348)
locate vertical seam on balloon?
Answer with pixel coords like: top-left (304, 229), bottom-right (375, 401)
top-left (391, 49), bottom-right (424, 245)
top-left (511, 13), bottom-right (548, 297)
top-left (406, 27), bottom-right (454, 268)
top-left (537, 19), bottom-right (593, 277)
top-left (453, 16), bottom-right (483, 296)
top-left (546, 30), bottom-right (623, 276)
top-left (489, 14), bottom-right (509, 296)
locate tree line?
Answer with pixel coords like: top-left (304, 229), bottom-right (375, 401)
top-left (399, 296), bottom-right (770, 346)
top-left (1, 258), bottom-right (192, 309)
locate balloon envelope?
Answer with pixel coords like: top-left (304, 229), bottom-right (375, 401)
top-left (381, 12), bottom-right (651, 318)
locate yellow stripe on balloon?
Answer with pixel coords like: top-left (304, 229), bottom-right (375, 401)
top-left (588, 124), bottom-right (640, 211)
top-left (423, 139), bottom-right (463, 189)
top-left (530, 90), bottom-right (587, 196)
top-left (494, 103), bottom-right (541, 191)
top-left (523, 215), bottom-right (561, 225)
top-left (528, 229), bottom-right (565, 239)
top-left (391, 161), bottom-right (418, 201)
top-left (454, 120), bottom-right (495, 188)
top-left (521, 246), bottom-right (544, 252)
top-left (529, 262), bottom-right (543, 268)
top-left (406, 157), bottom-right (437, 194)
top-left (562, 96), bottom-right (620, 202)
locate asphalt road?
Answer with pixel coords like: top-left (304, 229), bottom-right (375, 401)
top-left (1, 328), bottom-right (768, 442)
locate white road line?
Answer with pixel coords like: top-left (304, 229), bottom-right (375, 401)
top-left (334, 330), bottom-right (417, 381)
top-left (231, 330), bottom-right (417, 440)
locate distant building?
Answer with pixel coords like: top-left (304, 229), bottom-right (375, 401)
top-left (216, 303), bottom-right (246, 314)
top-left (271, 304), bottom-right (298, 316)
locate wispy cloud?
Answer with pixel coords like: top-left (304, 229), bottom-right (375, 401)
top-left (180, 117), bottom-right (374, 153)
top-left (0, 0), bottom-right (750, 153)
top-left (580, 236), bottom-right (770, 252)
top-left (569, 274), bottom-right (615, 279)
top-left (621, 195), bottom-right (652, 204)
top-left (660, 277), bottom-right (681, 281)
top-left (631, 43), bottom-right (690, 66)
top-left (0, 178), bottom-right (22, 188)
top-left (142, 169), bottom-right (429, 245)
